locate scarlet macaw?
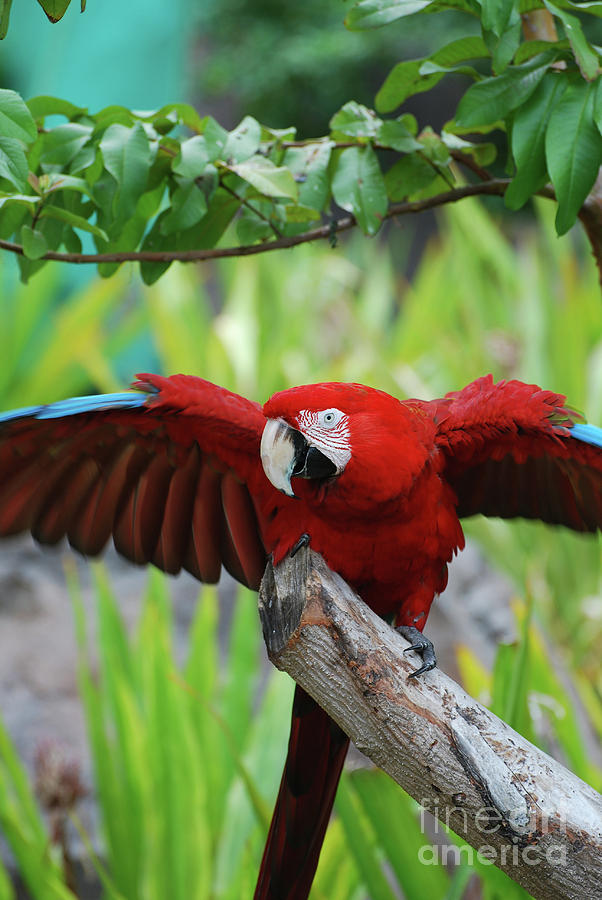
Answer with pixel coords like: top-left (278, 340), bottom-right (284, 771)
top-left (0, 373), bottom-right (601, 899)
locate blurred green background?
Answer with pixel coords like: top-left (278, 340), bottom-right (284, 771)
top-left (0, 4), bottom-right (600, 900)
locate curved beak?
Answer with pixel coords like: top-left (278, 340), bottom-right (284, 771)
top-left (260, 418), bottom-right (337, 497)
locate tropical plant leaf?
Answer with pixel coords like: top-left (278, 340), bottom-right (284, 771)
top-left (99, 122), bottom-right (153, 219)
top-left (0, 138), bottom-right (28, 191)
top-left (228, 157), bottom-right (298, 200)
top-left (36, 0), bottom-right (72, 22)
top-left (0, 90), bottom-right (37, 143)
top-left (345, 0), bottom-right (433, 30)
top-left (544, 0), bottom-right (600, 80)
top-left (223, 116), bottom-right (261, 163)
top-left (0, 0), bottom-right (12, 40)
top-left (505, 72), bottom-right (566, 211)
top-left (330, 101), bottom-right (383, 139)
top-left (455, 54), bottom-right (553, 128)
top-left (331, 145), bottom-right (387, 234)
top-left (546, 80), bottom-right (602, 234)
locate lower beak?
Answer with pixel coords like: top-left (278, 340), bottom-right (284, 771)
top-left (260, 419), bottom-right (337, 497)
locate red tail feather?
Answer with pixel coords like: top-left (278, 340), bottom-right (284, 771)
top-left (254, 686), bottom-right (349, 900)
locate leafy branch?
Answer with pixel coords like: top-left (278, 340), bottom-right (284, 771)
top-left (0, 180), bottom-right (521, 265)
top-left (1, 0), bottom-right (602, 282)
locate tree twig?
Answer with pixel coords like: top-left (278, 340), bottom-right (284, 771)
top-left (258, 546), bottom-right (602, 900)
top-left (0, 179), bottom-right (534, 266)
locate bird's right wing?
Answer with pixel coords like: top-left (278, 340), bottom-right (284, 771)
top-left (417, 375), bottom-right (602, 532)
top-left (0, 373), bottom-right (269, 589)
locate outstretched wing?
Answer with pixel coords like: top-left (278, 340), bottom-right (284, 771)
top-left (421, 375), bottom-right (602, 532)
top-left (0, 374), bottom-right (269, 589)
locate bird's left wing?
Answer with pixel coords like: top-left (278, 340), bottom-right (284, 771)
top-left (0, 374), bottom-right (269, 588)
top-left (416, 375), bottom-right (602, 532)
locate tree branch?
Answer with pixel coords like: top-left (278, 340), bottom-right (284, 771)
top-left (0, 180), bottom-right (519, 266)
top-left (258, 547), bottom-right (602, 900)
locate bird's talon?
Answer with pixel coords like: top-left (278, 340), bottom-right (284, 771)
top-left (395, 625), bottom-right (437, 678)
top-left (290, 533), bottom-right (310, 558)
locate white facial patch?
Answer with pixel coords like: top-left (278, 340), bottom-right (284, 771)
top-left (296, 407), bottom-right (352, 473)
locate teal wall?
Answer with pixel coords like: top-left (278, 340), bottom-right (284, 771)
top-left (2, 0), bottom-right (195, 108)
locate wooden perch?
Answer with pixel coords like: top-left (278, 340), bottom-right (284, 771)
top-left (258, 547), bottom-right (602, 900)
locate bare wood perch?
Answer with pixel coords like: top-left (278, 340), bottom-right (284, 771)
top-left (258, 547), bottom-right (602, 900)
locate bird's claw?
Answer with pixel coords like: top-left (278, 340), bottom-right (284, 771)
top-left (290, 533), bottom-right (310, 558)
top-left (395, 625), bottom-right (437, 678)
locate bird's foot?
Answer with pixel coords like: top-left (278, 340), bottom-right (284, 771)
top-left (395, 625), bottom-right (437, 678)
top-left (290, 533), bottom-right (310, 558)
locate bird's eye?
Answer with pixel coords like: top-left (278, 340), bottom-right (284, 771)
top-left (318, 408), bottom-right (343, 429)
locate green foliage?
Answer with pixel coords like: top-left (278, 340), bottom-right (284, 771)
top-left (68, 568), bottom-right (294, 900)
top-left (0, 264), bottom-right (142, 409)
top-left (0, 713), bottom-right (76, 899)
top-left (1, 2), bottom-right (602, 279)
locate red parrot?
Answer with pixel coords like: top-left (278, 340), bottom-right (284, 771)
top-left (0, 373), bottom-right (601, 899)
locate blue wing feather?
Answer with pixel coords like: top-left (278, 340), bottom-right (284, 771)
top-left (570, 423), bottom-right (602, 450)
top-left (0, 392), bottom-right (147, 424)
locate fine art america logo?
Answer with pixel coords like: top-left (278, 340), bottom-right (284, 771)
top-left (417, 798), bottom-right (567, 868)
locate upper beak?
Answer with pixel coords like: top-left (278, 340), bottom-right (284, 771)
top-left (260, 418), bottom-right (337, 497)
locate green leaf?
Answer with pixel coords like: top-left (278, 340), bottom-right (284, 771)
top-left (41, 122), bottom-right (92, 166)
top-left (139, 187), bottom-right (239, 284)
top-left (429, 35), bottom-right (489, 67)
top-left (351, 771), bottom-right (450, 900)
top-left (376, 60), bottom-right (443, 113)
top-left (93, 105), bottom-right (135, 131)
top-left (283, 142), bottom-right (332, 210)
top-left (236, 209), bottom-right (273, 244)
top-left (419, 60), bottom-right (482, 79)
top-left (62, 225), bottom-right (82, 253)
top-left (419, 127), bottom-right (452, 166)
top-left (222, 116), bottom-right (261, 163)
top-left (441, 130), bottom-right (497, 166)
top-left (385, 153), bottom-right (439, 200)
top-left (0, 0), bottom-right (12, 40)
top-left (546, 80), bottom-right (602, 234)
top-left (229, 157), bottom-right (298, 200)
top-left (514, 38), bottom-right (567, 65)
top-left (260, 124), bottom-right (297, 143)
top-left (345, 0), bottom-right (432, 30)
top-left (45, 173), bottom-right (92, 195)
top-left (0, 192), bottom-right (39, 208)
top-left (281, 202), bottom-right (320, 222)
top-left (331, 145), bottom-right (387, 234)
top-left (505, 73), bottom-right (566, 210)
top-left (0, 90), bottom-right (37, 143)
top-left (490, 19), bottom-right (522, 74)
top-left (201, 117), bottom-right (228, 161)
top-left (544, 0), bottom-right (600, 80)
top-left (27, 95), bottom-right (86, 122)
top-left (455, 54), bottom-right (553, 127)
top-left (564, 0), bottom-right (602, 15)
top-left (100, 121), bottom-right (152, 218)
top-left (330, 101), bottom-right (383, 139)
top-left (0, 197), bottom-right (28, 238)
top-left (481, 0), bottom-right (515, 36)
top-left (160, 180), bottom-right (207, 235)
top-left (41, 203), bottom-right (109, 240)
top-left (336, 778), bottom-right (398, 900)
top-left (20, 224), bottom-right (47, 259)
top-left (173, 136), bottom-right (210, 177)
top-left (376, 118), bottom-right (422, 152)
top-left (0, 137), bottom-right (28, 191)
top-left (146, 102), bottom-right (205, 134)
top-left (36, 0), bottom-right (72, 22)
